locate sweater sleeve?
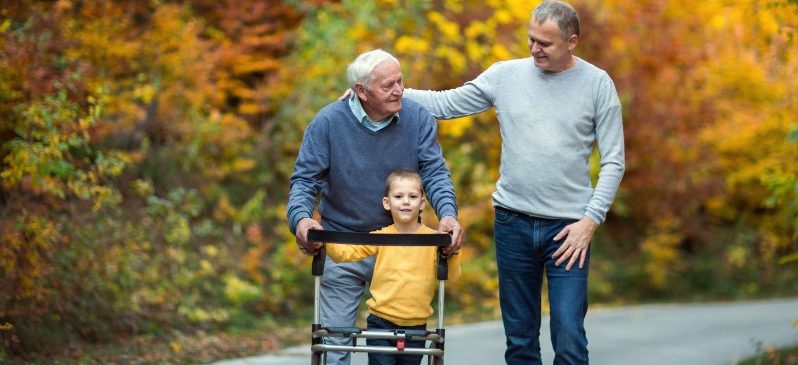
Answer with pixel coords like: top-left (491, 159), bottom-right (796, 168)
top-left (286, 119), bottom-right (329, 234)
top-left (585, 73), bottom-right (625, 224)
top-left (325, 243), bottom-right (377, 263)
top-left (416, 111), bottom-right (458, 219)
top-left (404, 61), bottom-right (504, 119)
top-left (446, 252), bottom-right (462, 281)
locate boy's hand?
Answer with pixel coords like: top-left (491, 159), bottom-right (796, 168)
top-left (295, 217), bottom-right (323, 255)
top-left (438, 216), bottom-right (463, 256)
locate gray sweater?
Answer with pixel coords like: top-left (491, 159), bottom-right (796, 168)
top-left (286, 98), bottom-right (457, 234)
top-left (405, 57), bottom-right (624, 224)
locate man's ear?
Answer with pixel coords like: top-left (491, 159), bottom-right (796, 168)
top-left (382, 196), bottom-right (390, 211)
top-left (567, 34), bottom-right (578, 52)
top-left (354, 83), bottom-right (368, 101)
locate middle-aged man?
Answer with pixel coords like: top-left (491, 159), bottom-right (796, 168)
top-left (401, 1), bottom-right (626, 364)
top-left (287, 49), bottom-right (463, 365)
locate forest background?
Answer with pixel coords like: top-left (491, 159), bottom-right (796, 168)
top-left (1, 0), bottom-right (797, 363)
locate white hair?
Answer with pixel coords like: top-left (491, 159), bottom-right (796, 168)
top-left (346, 49), bottom-right (400, 91)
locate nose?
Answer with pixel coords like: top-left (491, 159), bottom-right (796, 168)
top-left (392, 84), bottom-right (403, 96)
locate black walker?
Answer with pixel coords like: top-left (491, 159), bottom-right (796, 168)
top-left (308, 229), bottom-right (451, 365)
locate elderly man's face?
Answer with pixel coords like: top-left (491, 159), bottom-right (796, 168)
top-left (528, 19), bottom-right (578, 73)
top-left (357, 60), bottom-right (403, 120)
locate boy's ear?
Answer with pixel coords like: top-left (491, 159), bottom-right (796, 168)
top-left (420, 196), bottom-right (426, 212)
top-left (382, 196), bottom-right (390, 211)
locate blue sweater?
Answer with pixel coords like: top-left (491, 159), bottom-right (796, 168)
top-left (287, 98), bottom-right (457, 234)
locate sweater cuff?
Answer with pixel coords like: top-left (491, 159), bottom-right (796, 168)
top-left (584, 208), bottom-right (604, 225)
top-left (436, 202), bottom-right (458, 220)
top-left (288, 211), bottom-right (312, 235)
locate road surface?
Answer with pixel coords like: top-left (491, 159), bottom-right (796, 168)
top-left (210, 298), bottom-right (798, 365)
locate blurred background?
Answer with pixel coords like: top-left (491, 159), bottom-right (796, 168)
top-left (1, 0), bottom-right (796, 363)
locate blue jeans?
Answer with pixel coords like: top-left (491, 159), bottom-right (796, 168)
top-left (365, 314), bottom-right (426, 365)
top-left (494, 206), bottom-right (590, 365)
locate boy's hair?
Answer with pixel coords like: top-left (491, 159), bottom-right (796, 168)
top-left (383, 169), bottom-right (424, 197)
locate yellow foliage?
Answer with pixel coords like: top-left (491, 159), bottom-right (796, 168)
top-left (501, 0), bottom-right (534, 21)
top-left (444, 0), bottom-right (464, 13)
top-left (490, 44), bottom-right (512, 61)
top-left (395, 36), bottom-right (430, 54)
top-left (438, 116), bottom-right (474, 138)
top-left (224, 274), bottom-right (264, 306)
top-left (214, 194), bottom-right (236, 221)
top-left (427, 11), bottom-right (461, 43)
top-left (641, 217), bottom-right (684, 288)
top-left (493, 9), bottom-right (514, 24)
top-left (433, 45), bottom-right (467, 74)
top-left (232, 58), bottom-right (280, 75)
top-left (239, 102), bottom-right (263, 115)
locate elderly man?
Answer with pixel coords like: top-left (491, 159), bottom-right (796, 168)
top-left (402, 1), bottom-right (625, 364)
top-left (287, 49), bottom-right (463, 365)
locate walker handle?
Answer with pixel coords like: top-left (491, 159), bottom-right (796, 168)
top-left (311, 246), bottom-right (326, 276)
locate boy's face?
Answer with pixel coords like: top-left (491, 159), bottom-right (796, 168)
top-left (382, 177), bottom-right (425, 226)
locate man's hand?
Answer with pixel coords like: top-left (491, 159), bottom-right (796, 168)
top-left (295, 217), bottom-right (323, 255)
top-left (552, 216), bottom-right (599, 270)
top-left (338, 89), bottom-right (354, 101)
top-left (438, 216), bottom-right (464, 256)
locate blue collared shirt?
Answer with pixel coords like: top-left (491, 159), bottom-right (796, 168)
top-left (348, 95), bottom-right (398, 131)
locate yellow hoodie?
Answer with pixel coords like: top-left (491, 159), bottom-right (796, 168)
top-left (325, 224), bottom-right (461, 326)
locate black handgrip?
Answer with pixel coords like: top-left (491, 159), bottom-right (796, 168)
top-left (437, 248), bottom-right (448, 280)
top-left (312, 246), bottom-right (326, 276)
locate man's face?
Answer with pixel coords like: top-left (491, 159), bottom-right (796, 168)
top-left (357, 61), bottom-right (403, 120)
top-left (527, 19), bottom-right (577, 73)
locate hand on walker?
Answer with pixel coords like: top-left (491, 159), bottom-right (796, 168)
top-left (552, 216), bottom-right (598, 270)
top-left (296, 217), bottom-right (323, 255)
top-left (438, 215), bottom-right (464, 256)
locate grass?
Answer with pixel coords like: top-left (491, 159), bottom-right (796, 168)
top-left (2, 326), bottom-right (307, 365)
top-left (738, 344), bottom-right (798, 365)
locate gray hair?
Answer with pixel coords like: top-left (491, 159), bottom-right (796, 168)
top-left (347, 49), bottom-right (400, 91)
top-left (532, 0), bottom-right (580, 39)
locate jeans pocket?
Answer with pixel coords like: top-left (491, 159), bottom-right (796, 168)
top-left (494, 207), bottom-right (517, 225)
top-left (366, 314), bottom-right (381, 327)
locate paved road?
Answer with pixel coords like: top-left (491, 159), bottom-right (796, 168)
top-left (211, 298), bottom-right (798, 365)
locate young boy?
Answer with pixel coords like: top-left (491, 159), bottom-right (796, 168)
top-left (324, 169), bottom-right (461, 365)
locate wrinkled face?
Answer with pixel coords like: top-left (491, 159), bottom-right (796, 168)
top-left (527, 19), bottom-right (577, 72)
top-left (357, 60), bottom-right (404, 120)
top-left (382, 177), bottom-right (425, 226)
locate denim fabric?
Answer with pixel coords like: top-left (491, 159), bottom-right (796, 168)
top-left (494, 206), bottom-right (590, 365)
top-left (320, 255), bottom-right (375, 365)
top-left (365, 314), bottom-right (426, 365)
